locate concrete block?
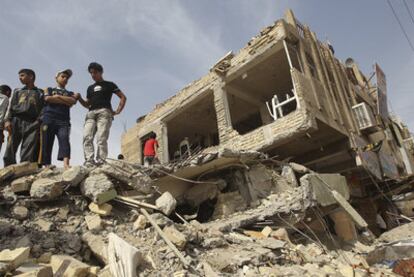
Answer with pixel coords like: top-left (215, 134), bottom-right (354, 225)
top-left (133, 215), bottom-right (147, 230)
top-left (82, 232), bottom-right (108, 264)
top-left (13, 162), bottom-right (39, 178)
top-left (30, 178), bottom-right (63, 200)
top-left (50, 255), bottom-right (90, 277)
top-left (81, 174), bottom-right (117, 205)
top-left (212, 191), bottom-right (247, 220)
top-left (155, 192), bottom-right (177, 215)
top-left (34, 219), bottom-right (53, 232)
top-left (11, 177), bottom-right (33, 193)
top-left (14, 263), bottom-right (53, 277)
top-left (62, 166), bottom-right (88, 186)
top-left (85, 215), bottom-right (102, 231)
top-left (163, 226), bottom-right (187, 250)
top-left (12, 206), bottom-right (29, 220)
top-left (0, 247), bottom-right (30, 268)
top-left (88, 202), bottom-right (112, 216)
top-left (37, 252), bottom-right (52, 263)
top-left (300, 173), bottom-right (349, 207)
top-left (261, 226), bottom-right (273, 238)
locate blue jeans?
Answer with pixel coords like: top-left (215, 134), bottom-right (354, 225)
top-left (40, 121), bottom-right (71, 165)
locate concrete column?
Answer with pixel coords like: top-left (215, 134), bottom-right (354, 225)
top-left (329, 209), bottom-right (358, 242)
top-left (160, 123), bottom-right (169, 164)
top-left (213, 84), bottom-right (237, 143)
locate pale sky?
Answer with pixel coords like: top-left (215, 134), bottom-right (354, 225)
top-left (0, 1), bottom-right (413, 166)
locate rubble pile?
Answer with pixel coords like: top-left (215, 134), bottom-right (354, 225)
top-left (0, 156), bottom-right (413, 276)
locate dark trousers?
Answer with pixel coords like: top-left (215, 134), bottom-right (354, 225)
top-left (40, 122), bottom-right (71, 165)
top-left (3, 117), bottom-right (40, 166)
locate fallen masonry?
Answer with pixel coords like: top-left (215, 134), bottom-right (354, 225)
top-left (2, 8), bottom-right (414, 276)
top-left (0, 149), bottom-right (412, 276)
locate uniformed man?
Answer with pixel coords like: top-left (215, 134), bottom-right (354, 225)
top-left (3, 69), bottom-right (44, 166)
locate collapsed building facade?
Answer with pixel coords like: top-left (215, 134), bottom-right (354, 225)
top-left (121, 10), bottom-right (414, 232)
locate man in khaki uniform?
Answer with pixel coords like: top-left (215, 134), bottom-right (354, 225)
top-left (79, 62), bottom-right (127, 166)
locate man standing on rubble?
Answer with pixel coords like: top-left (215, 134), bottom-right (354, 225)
top-left (40, 69), bottom-right (79, 169)
top-left (3, 69), bottom-right (44, 166)
top-left (0, 85), bottom-right (11, 152)
top-left (78, 62), bottom-right (127, 166)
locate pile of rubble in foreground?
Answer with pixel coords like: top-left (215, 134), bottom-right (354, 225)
top-left (0, 158), bottom-right (413, 276)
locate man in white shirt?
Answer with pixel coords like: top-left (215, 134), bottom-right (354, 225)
top-left (0, 85), bottom-right (11, 152)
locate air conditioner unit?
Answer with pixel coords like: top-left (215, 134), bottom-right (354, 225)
top-left (352, 103), bottom-right (376, 131)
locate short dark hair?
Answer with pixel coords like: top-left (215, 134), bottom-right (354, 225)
top-left (18, 69), bottom-right (36, 81)
top-left (0, 85), bottom-right (11, 94)
top-left (117, 154), bottom-right (124, 160)
top-left (149, 132), bottom-right (157, 139)
top-left (88, 62), bottom-right (103, 73)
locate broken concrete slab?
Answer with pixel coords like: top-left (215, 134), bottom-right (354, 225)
top-left (184, 183), bottom-right (219, 207)
top-left (81, 174), bottom-right (117, 205)
top-left (50, 255), bottom-right (90, 277)
top-left (155, 192), bottom-right (177, 216)
top-left (30, 178), bottom-right (63, 200)
top-left (82, 232), bottom-right (108, 264)
top-left (163, 225), bottom-right (187, 250)
top-left (62, 166), bottom-right (88, 186)
top-left (0, 247), bottom-right (30, 268)
top-left (88, 202), bottom-right (112, 216)
top-left (261, 226), bottom-right (273, 238)
top-left (85, 215), bottom-right (102, 231)
top-left (300, 173), bottom-right (349, 207)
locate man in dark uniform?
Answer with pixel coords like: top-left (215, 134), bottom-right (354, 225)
top-left (3, 69), bottom-right (44, 166)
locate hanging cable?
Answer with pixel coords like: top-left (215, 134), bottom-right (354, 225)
top-left (387, 0), bottom-right (414, 52)
top-left (404, 0), bottom-right (414, 25)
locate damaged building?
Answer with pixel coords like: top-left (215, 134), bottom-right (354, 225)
top-left (122, 10), bottom-right (414, 228)
top-left (2, 9), bottom-right (414, 277)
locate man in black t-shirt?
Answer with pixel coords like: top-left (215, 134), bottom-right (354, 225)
top-left (78, 62), bottom-right (127, 166)
top-left (41, 69), bottom-right (79, 169)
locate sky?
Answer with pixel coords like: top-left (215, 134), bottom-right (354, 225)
top-left (0, 0), bottom-right (413, 166)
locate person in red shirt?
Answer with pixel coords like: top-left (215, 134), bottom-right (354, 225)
top-left (143, 132), bottom-right (158, 167)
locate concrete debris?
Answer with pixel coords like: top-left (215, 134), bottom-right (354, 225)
top-left (11, 176), bottom-right (34, 193)
top-left (84, 215), bottom-right (102, 231)
top-left (0, 151), bottom-right (411, 276)
top-left (12, 205), bottom-right (29, 220)
top-left (30, 178), bottom-right (63, 200)
top-left (62, 166), bottom-right (88, 186)
top-left (0, 247), bottom-right (30, 269)
top-left (163, 225), bottom-right (187, 250)
top-left (50, 255), bottom-right (90, 277)
top-left (155, 192), bottom-right (177, 216)
top-left (133, 215), bottom-right (147, 230)
top-left (80, 174), bottom-right (117, 204)
top-left (88, 202), bottom-right (112, 216)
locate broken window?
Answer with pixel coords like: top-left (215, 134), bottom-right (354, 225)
top-left (226, 44), bottom-right (297, 135)
top-left (165, 92), bottom-right (219, 162)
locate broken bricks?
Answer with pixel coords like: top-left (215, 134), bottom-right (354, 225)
top-left (80, 174), bottom-right (117, 205)
top-left (0, 247), bottom-right (30, 269)
top-left (88, 202), bottom-right (112, 216)
top-left (62, 166), bottom-right (88, 187)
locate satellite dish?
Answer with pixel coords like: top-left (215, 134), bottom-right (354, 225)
top-left (345, 58), bottom-right (355, 68)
